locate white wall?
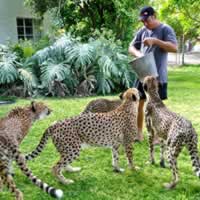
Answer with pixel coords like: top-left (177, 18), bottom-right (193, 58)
top-left (0, 0), bottom-right (36, 44)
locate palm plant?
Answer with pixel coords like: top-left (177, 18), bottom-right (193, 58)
top-left (64, 40), bottom-right (97, 94)
top-left (65, 43), bottom-right (95, 67)
top-left (1, 33), bottom-right (134, 97)
top-left (0, 46), bottom-right (38, 96)
top-left (18, 67), bottom-right (38, 96)
top-left (17, 58), bottom-right (38, 96)
top-left (54, 34), bottom-right (75, 49)
top-left (40, 58), bottom-right (73, 95)
top-left (55, 34), bottom-right (134, 95)
top-left (113, 52), bottom-right (135, 89)
top-left (91, 37), bottom-right (134, 94)
top-left (30, 35), bottom-right (76, 96)
top-left (0, 51), bottom-right (19, 84)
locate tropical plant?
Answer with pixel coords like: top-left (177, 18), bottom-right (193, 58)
top-left (0, 49), bottom-right (19, 84)
top-left (92, 37), bottom-right (134, 94)
top-left (18, 67), bottom-right (38, 96)
top-left (0, 33), bottom-right (135, 97)
top-left (11, 40), bottom-right (36, 59)
top-left (0, 46), bottom-right (38, 97)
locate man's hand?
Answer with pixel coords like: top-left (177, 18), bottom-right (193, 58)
top-left (143, 38), bottom-right (177, 52)
top-left (143, 37), bottom-right (157, 46)
top-left (128, 46), bottom-right (144, 58)
top-left (134, 51), bottom-right (144, 58)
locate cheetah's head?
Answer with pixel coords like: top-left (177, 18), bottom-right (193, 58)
top-left (30, 101), bottom-right (52, 120)
top-left (119, 88), bottom-right (139, 102)
top-left (143, 76), bottom-right (158, 94)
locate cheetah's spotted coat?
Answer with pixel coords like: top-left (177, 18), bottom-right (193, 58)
top-left (0, 102), bottom-right (63, 200)
top-left (82, 98), bottom-right (122, 114)
top-left (144, 76), bottom-right (200, 189)
top-left (26, 88), bottom-right (139, 184)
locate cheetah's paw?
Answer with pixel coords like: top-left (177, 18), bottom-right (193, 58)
top-left (113, 168), bottom-right (125, 173)
top-left (163, 182), bottom-right (176, 189)
top-left (65, 165), bottom-right (81, 172)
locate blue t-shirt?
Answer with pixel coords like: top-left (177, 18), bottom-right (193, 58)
top-left (130, 23), bottom-right (177, 83)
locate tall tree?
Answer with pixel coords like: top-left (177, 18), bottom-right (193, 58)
top-left (25, 0), bottom-right (148, 46)
top-left (152, 0), bottom-right (200, 65)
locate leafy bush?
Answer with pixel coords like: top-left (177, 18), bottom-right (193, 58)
top-left (0, 50), bottom-right (19, 84)
top-left (0, 44), bottom-right (38, 97)
top-left (11, 40), bottom-right (36, 59)
top-left (0, 33), bottom-right (135, 97)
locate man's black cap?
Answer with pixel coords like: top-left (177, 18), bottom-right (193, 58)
top-left (139, 6), bottom-right (155, 20)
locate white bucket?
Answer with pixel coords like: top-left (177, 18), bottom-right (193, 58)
top-left (129, 52), bottom-right (158, 82)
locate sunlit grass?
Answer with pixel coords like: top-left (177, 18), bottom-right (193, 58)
top-left (1, 65), bottom-right (200, 200)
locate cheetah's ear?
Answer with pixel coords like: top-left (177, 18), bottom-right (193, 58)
top-left (119, 92), bottom-right (124, 100)
top-left (31, 101), bottom-right (36, 112)
top-left (132, 94), bottom-right (137, 101)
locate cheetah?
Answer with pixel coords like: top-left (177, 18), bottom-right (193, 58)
top-left (82, 98), bottom-right (122, 114)
top-left (0, 102), bottom-right (63, 200)
top-left (25, 88), bottom-right (139, 185)
top-left (143, 76), bottom-right (200, 189)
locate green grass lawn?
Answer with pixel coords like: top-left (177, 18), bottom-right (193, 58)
top-left (1, 65), bottom-right (200, 200)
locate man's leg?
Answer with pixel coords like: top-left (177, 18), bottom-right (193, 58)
top-left (135, 99), bottom-right (145, 141)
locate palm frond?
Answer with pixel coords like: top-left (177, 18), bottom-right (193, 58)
top-left (63, 74), bottom-right (78, 94)
top-left (33, 45), bottom-right (66, 66)
top-left (119, 64), bottom-right (135, 88)
top-left (54, 34), bottom-right (75, 49)
top-left (96, 72), bottom-right (114, 95)
top-left (97, 55), bottom-right (118, 77)
top-left (32, 46), bottom-right (51, 65)
top-left (40, 58), bottom-right (71, 88)
top-left (18, 68), bottom-right (38, 95)
top-left (65, 43), bottom-right (95, 68)
top-left (85, 74), bottom-right (97, 93)
top-left (0, 53), bottom-right (19, 84)
top-left (116, 52), bottom-right (129, 61)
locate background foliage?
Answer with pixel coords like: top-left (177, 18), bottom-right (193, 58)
top-left (25, 0), bottom-right (149, 46)
top-left (2, 0), bottom-right (200, 96)
top-left (0, 34), bottom-right (135, 97)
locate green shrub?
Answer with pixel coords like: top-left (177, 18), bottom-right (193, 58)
top-left (1, 33), bottom-right (135, 97)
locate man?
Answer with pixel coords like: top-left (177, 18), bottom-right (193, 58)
top-left (128, 6), bottom-right (178, 142)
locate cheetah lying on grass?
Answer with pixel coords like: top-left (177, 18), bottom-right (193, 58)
top-left (144, 76), bottom-right (200, 189)
top-left (25, 88), bottom-right (139, 185)
top-left (0, 102), bottom-right (63, 200)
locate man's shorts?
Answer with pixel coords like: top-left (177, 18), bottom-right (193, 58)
top-left (134, 79), bottom-right (168, 100)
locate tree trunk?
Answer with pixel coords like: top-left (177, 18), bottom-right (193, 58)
top-left (181, 34), bottom-right (185, 65)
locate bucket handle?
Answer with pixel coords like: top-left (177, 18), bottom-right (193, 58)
top-left (132, 40), bottom-right (157, 54)
top-left (146, 44), bottom-right (157, 53)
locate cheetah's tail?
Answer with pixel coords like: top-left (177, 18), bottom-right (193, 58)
top-left (25, 128), bottom-right (50, 161)
top-left (12, 147), bottom-right (63, 199)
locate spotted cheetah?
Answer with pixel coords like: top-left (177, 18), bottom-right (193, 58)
top-left (143, 76), bottom-right (200, 189)
top-left (0, 102), bottom-right (63, 200)
top-left (25, 88), bottom-right (139, 185)
top-left (82, 98), bottom-right (122, 114)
